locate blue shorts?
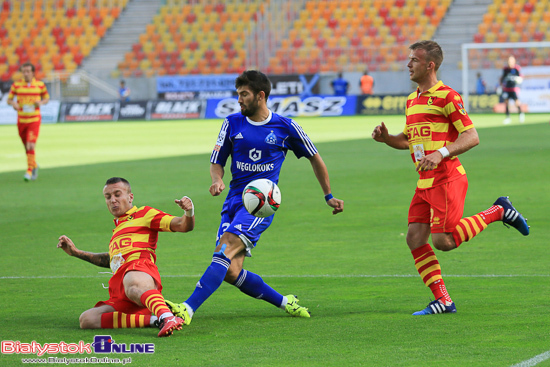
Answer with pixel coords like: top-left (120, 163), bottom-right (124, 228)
top-left (216, 194), bottom-right (274, 255)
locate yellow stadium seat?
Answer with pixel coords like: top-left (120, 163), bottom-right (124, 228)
top-left (509, 31), bottom-right (521, 42)
top-left (478, 23), bottom-right (489, 35)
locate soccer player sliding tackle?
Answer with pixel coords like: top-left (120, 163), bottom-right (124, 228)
top-left (57, 177), bottom-right (195, 336)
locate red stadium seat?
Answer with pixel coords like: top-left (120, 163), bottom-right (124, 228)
top-left (534, 31), bottom-right (544, 41)
top-left (92, 16), bottom-right (102, 27)
top-left (73, 52), bottom-right (84, 65)
top-left (425, 6), bottom-right (434, 17)
top-left (186, 13), bottom-right (196, 23)
top-left (327, 18), bottom-right (338, 29)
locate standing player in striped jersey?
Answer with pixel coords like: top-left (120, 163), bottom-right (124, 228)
top-left (57, 177), bottom-right (195, 337)
top-left (372, 40), bottom-right (529, 316)
top-left (167, 70), bottom-right (344, 324)
top-left (7, 63), bottom-right (49, 181)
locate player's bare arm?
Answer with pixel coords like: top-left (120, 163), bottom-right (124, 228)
top-left (7, 97), bottom-right (19, 110)
top-left (209, 163), bottom-right (225, 196)
top-left (171, 196), bottom-right (195, 232)
top-left (57, 235), bottom-right (110, 268)
top-left (416, 128), bottom-right (480, 172)
top-left (35, 97), bottom-right (49, 107)
top-left (372, 122), bottom-right (409, 150)
top-left (308, 153), bottom-right (344, 215)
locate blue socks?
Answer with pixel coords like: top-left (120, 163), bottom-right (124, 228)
top-left (184, 245), bottom-right (285, 313)
top-left (185, 249), bottom-right (231, 313)
top-left (233, 269), bottom-right (284, 308)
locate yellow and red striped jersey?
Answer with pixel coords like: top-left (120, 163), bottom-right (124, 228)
top-left (109, 206), bottom-right (175, 270)
top-left (404, 81), bottom-right (474, 189)
top-left (8, 78), bottom-right (49, 123)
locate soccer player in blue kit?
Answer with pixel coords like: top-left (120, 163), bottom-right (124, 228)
top-left (167, 70), bottom-right (344, 324)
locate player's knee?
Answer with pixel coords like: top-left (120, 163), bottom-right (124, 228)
top-left (224, 267), bottom-right (240, 283)
top-left (79, 311), bottom-right (95, 329)
top-left (406, 232), bottom-right (423, 249)
top-left (432, 237), bottom-right (456, 252)
top-left (124, 284), bottom-right (144, 304)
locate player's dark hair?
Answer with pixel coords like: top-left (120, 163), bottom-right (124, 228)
top-left (409, 40), bottom-right (443, 71)
top-left (20, 62), bottom-right (35, 72)
top-left (235, 70), bottom-right (271, 99)
top-left (105, 177), bottom-right (131, 192)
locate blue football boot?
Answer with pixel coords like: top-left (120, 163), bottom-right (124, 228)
top-left (494, 196), bottom-right (530, 236)
top-left (413, 299), bottom-right (457, 316)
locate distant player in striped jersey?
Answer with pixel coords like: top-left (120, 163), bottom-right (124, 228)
top-left (166, 70), bottom-right (344, 324)
top-left (57, 177), bottom-right (195, 337)
top-left (372, 41), bottom-right (529, 316)
top-left (7, 63), bottom-right (49, 181)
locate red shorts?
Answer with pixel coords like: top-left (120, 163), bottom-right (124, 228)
top-left (94, 259), bottom-right (163, 315)
top-left (18, 120), bottom-right (41, 144)
top-left (408, 175), bottom-right (468, 233)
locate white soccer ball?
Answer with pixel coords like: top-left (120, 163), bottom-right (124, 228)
top-left (242, 178), bottom-right (281, 218)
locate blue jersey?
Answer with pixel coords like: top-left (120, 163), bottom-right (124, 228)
top-left (331, 78), bottom-right (348, 96)
top-left (211, 110), bottom-right (318, 201)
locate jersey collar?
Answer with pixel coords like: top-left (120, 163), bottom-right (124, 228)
top-left (20, 78), bottom-right (37, 84)
top-left (246, 109), bottom-right (272, 126)
top-left (114, 205), bottom-right (138, 225)
top-left (417, 80), bottom-right (444, 97)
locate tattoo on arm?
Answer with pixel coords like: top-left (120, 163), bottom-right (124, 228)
top-left (75, 251), bottom-right (110, 268)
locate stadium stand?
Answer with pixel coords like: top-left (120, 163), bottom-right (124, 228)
top-left (0, 0), bottom-right (126, 81)
top-left (116, 0), bottom-right (452, 77)
top-left (268, 0), bottom-right (451, 74)
top-left (3, 0), bottom-right (550, 81)
top-left (469, 0), bottom-right (550, 69)
top-left (117, 1), bottom-right (261, 77)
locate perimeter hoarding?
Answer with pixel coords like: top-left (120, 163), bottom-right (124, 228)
top-left (205, 95), bottom-right (356, 119)
top-left (356, 93), bottom-right (500, 115)
top-left (59, 100), bottom-right (205, 122)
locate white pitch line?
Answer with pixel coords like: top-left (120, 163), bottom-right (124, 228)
top-left (1, 274), bottom-right (549, 280)
top-left (511, 350), bottom-right (550, 367)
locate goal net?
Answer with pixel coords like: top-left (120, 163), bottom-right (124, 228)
top-left (461, 41), bottom-right (550, 113)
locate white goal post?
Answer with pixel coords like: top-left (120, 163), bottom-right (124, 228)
top-left (461, 41), bottom-right (550, 112)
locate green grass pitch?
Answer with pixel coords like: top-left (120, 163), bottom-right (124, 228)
top-left (1, 114), bottom-right (549, 367)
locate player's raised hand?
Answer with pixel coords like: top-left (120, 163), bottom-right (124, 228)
top-left (57, 235), bottom-right (78, 256)
top-left (209, 180), bottom-right (225, 196)
top-left (327, 197), bottom-right (344, 215)
top-left (372, 122), bottom-right (389, 142)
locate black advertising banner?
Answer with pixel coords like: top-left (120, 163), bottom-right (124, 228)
top-left (148, 100), bottom-right (204, 120)
top-left (61, 102), bottom-right (118, 122)
top-left (0, 80), bottom-right (12, 96)
top-left (118, 101), bottom-right (147, 120)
